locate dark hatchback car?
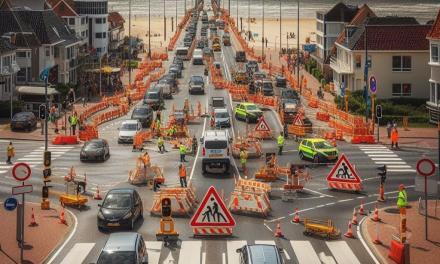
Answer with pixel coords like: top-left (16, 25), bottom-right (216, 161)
top-left (131, 105), bottom-right (153, 128)
top-left (11, 112), bottom-right (37, 131)
top-left (80, 139), bottom-right (110, 162)
top-left (169, 65), bottom-right (182, 78)
top-left (97, 232), bottom-right (148, 264)
top-left (237, 244), bottom-right (284, 264)
top-left (158, 75), bottom-right (178, 93)
top-left (97, 188), bottom-right (143, 231)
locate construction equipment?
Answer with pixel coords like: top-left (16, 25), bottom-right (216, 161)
top-left (303, 218), bottom-right (341, 239)
top-left (150, 184), bottom-right (198, 217)
top-left (254, 155), bottom-right (290, 182)
top-left (282, 165), bottom-right (312, 202)
top-left (228, 177), bottom-right (271, 217)
top-left (59, 167), bottom-right (88, 208)
top-left (232, 69), bottom-right (249, 85)
top-left (231, 136), bottom-right (262, 159)
top-left (128, 154), bottom-right (165, 186)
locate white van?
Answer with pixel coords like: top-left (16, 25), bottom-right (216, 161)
top-left (176, 47), bottom-right (189, 60)
top-left (118, 120), bottom-right (142, 144)
top-left (192, 48), bottom-right (204, 65)
top-left (201, 130), bottom-right (231, 174)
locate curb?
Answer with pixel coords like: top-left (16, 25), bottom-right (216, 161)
top-left (43, 206), bottom-right (78, 264)
top-left (359, 212), bottom-right (389, 264)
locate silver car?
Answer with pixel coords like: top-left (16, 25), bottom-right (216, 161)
top-left (189, 75), bottom-right (205, 94)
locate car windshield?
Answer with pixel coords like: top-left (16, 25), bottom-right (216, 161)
top-left (263, 82), bottom-right (273, 89)
top-left (215, 112), bottom-right (229, 118)
top-left (191, 76), bottom-right (204, 84)
top-left (133, 108), bottom-right (150, 115)
top-left (245, 105), bottom-right (258, 111)
top-left (121, 123), bottom-right (138, 131)
top-left (248, 245), bottom-right (279, 264)
top-left (102, 193), bottom-right (132, 209)
top-left (147, 92), bottom-right (159, 99)
top-left (97, 251), bottom-right (136, 264)
top-left (84, 141), bottom-right (103, 150)
top-left (314, 141), bottom-right (333, 149)
top-left (13, 113), bottom-right (32, 121)
top-left (205, 140), bottom-right (228, 149)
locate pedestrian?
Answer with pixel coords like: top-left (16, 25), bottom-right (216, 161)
top-left (396, 184), bottom-right (408, 210)
top-left (386, 121), bottom-right (392, 138)
top-left (179, 163), bottom-right (187, 188)
top-left (6, 142), bottom-right (15, 164)
top-left (157, 136), bottom-right (165, 153)
top-left (141, 151), bottom-right (150, 168)
top-left (277, 132), bottom-right (285, 155)
top-left (239, 148), bottom-right (248, 176)
top-left (128, 96), bottom-right (132, 106)
top-left (82, 97), bottom-right (86, 107)
top-left (391, 128), bottom-right (399, 149)
top-left (179, 142), bottom-right (187, 162)
top-left (283, 123), bottom-right (288, 139)
top-left (70, 112), bottom-right (79, 135)
top-left (392, 119), bottom-right (397, 128)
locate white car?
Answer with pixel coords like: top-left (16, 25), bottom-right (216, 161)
top-left (118, 120), bottom-right (142, 144)
top-left (214, 108), bottom-right (231, 128)
top-left (201, 130), bottom-right (231, 174)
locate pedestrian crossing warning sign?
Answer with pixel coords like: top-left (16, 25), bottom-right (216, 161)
top-left (255, 117), bottom-right (270, 132)
top-left (326, 154), bottom-right (363, 191)
top-left (292, 114), bottom-right (304, 126)
top-left (190, 186), bottom-right (235, 227)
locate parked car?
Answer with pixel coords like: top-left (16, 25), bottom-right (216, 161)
top-left (97, 188), bottom-right (143, 231)
top-left (234, 102), bottom-right (263, 123)
top-left (275, 75), bottom-right (287, 87)
top-left (80, 139), bottom-right (110, 162)
top-left (236, 244), bottom-right (284, 264)
top-left (131, 105), bottom-right (153, 127)
top-left (260, 79), bottom-right (274, 96)
top-left (11, 112), bottom-right (37, 131)
top-left (96, 232), bottom-right (148, 264)
top-left (173, 57), bottom-right (184, 69)
top-left (118, 120), bottom-right (142, 144)
top-left (189, 75), bottom-right (205, 94)
top-left (155, 83), bottom-right (173, 99)
top-left (169, 65), bottom-right (182, 78)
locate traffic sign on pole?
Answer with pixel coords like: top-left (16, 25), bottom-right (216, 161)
top-left (369, 76), bottom-right (377, 94)
top-left (4, 197), bottom-right (18, 211)
top-left (12, 163), bottom-right (32, 182)
top-left (416, 158), bottom-right (436, 177)
top-left (326, 154), bottom-right (362, 191)
top-left (255, 117), bottom-right (270, 132)
top-left (12, 185), bottom-right (33, 195)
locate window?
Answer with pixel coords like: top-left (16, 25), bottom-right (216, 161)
top-left (81, 17), bottom-right (85, 25)
top-left (102, 32), bottom-right (106, 38)
top-left (45, 47), bottom-right (50, 57)
top-left (355, 54), bottom-right (361, 68)
top-left (430, 82), bottom-right (436, 104)
top-left (431, 44), bottom-right (439, 63)
top-left (69, 18), bottom-right (75, 25)
top-left (96, 32), bottom-right (102, 38)
top-left (54, 47), bottom-right (59, 58)
top-left (95, 18), bottom-right (106, 24)
top-left (392, 83), bottom-right (411, 97)
top-left (392, 56), bottom-right (411, 71)
top-left (96, 47), bottom-right (102, 53)
top-left (16, 51), bottom-right (26, 58)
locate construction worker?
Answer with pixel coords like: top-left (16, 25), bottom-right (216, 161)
top-left (179, 142), bottom-right (187, 162)
top-left (277, 132), bottom-right (285, 155)
top-left (69, 112), bottom-right (78, 135)
top-left (141, 151), bottom-right (150, 168)
top-left (239, 148), bottom-right (248, 176)
top-left (179, 163), bottom-right (187, 187)
top-left (397, 184), bottom-right (408, 209)
top-left (155, 119), bottom-right (161, 137)
top-left (6, 142), bottom-right (15, 164)
top-left (391, 127), bottom-right (399, 149)
top-left (158, 136), bottom-right (165, 153)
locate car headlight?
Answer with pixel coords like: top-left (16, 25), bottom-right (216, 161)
top-left (122, 212), bottom-right (133, 219)
top-left (98, 211), bottom-right (105, 220)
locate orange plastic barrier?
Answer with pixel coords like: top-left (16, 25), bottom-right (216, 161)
top-left (388, 240), bottom-right (405, 264)
top-left (52, 135), bottom-right (79, 145)
top-left (316, 112), bottom-right (330, 122)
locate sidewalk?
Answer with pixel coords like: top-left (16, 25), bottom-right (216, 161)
top-left (361, 200), bottom-right (440, 264)
top-left (0, 203), bottom-right (73, 264)
top-left (377, 126), bottom-right (438, 149)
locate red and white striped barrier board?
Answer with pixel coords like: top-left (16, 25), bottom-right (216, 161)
top-left (326, 154), bottom-right (363, 191)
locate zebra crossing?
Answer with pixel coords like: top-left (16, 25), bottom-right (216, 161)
top-left (357, 145), bottom-right (416, 173)
top-left (61, 239), bottom-right (361, 264)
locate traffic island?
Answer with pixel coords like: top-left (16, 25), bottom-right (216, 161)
top-left (0, 202), bottom-right (74, 264)
top-left (360, 201), bottom-right (440, 264)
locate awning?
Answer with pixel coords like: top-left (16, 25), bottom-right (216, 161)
top-left (17, 86), bottom-right (60, 96)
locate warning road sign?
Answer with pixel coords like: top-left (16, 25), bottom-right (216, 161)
top-left (255, 117), bottom-right (270, 132)
top-left (292, 114), bottom-right (304, 126)
top-left (190, 186), bottom-right (235, 227)
top-left (327, 154), bottom-right (362, 191)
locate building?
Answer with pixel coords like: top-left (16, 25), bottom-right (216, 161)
top-left (108, 11), bottom-right (125, 52)
top-left (313, 2), bottom-right (359, 77)
top-left (0, 36), bottom-right (20, 101)
top-left (74, 0), bottom-right (109, 56)
top-left (330, 17), bottom-right (431, 99)
top-left (427, 11), bottom-right (440, 123)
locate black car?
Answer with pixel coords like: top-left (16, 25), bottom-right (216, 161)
top-left (173, 57), bottom-right (184, 70)
top-left (237, 244), bottom-right (284, 264)
top-left (131, 105), bottom-right (153, 127)
top-left (280, 88), bottom-right (299, 102)
top-left (143, 88), bottom-right (163, 110)
top-left (97, 188), bottom-right (143, 231)
top-left (158, 75), bottom-right (178, 92)
top-left (11, 112), bottom-right (37, 131)
top-left (197, 40), bottom-right (205, 49)
top-left (80, 139), bottom-right (110, 162)
top-left (169, 66), bottom-right (182, 78)
top-left (275, 75), bottom-right (287, 87)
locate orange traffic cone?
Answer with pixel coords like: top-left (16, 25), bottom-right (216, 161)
top-left (344, 221), bottom-right (354, 238)
top-left (292, 208), bottom-right (300, 223)
top-left (274, 222), bottom-right (284, 238)
top-left (94, 186), bottom-right (102, 200)
top-left (373, 222), bottom-right (382, 245)
top-left (29, 208), bottom-right (38, 227)
top-left (59, 206), bottom-right (67, 225)
top-left (371, 204), bottom-right (381, 222)
top-left (232, 196), bottom-right (239, 210)
top-left (377, 184), bottom-right (385, 202)
top-left (351, 208), bottom-right (358, 225)
top-left (359, 201), bottom-right (366, 215)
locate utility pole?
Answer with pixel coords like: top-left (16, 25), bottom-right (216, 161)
top-left (164, 0), bottom-right (167, 41)
top-left (236, 0), bottom-right (239, 28)
top-left (279, 0), bottom-right (282, 52)
top-left (262, 0), bottom-right (264, 58)
top-left (128, 0), bottom-right (132, 85)
top-left (364, 23), bottom-right (369, 122)
top-left (148, 0), bottom-right (151, 58)
top-left (247, 0), bottom-right (250, 40)
top-left (297, 0), bottom-right (300, 94)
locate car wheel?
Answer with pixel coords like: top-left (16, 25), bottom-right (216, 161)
top-left (313, 155), bottom-right (320, 164)
top-left (299, 151), bottom-right (304, 160)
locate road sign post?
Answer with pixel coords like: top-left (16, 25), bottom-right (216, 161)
top-left (416, 158), bottom-right (436, 241)
top-left (376, 105), bottom-right (382, 143)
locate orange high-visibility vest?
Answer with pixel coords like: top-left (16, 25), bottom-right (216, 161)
top-left (179, 166), bottom-right (187, 178)
top-left (391, 131), bottom-right (399, 142)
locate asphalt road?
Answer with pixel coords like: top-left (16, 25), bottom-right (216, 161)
top-left (0, 5), bottom-right (438, 264)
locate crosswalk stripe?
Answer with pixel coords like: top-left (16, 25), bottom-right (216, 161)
top-left (17, 157), bottom-right (42, 161)
top-left (227, 240), bottom-right (247, 264)
top-left (41, 146), bottom-right (75, 149)
top-left (388, 169), bottom-right (417, 172)
top-left (146, 241), bottom-right (162, 264)
top-left (0, 165), bottom-right (11, 169)
top-left (178, 241), bottom-right (202, 264)
top-left (374, 161), bottom-right (407, 165)
top-left (60, 243), bottom-right (95, 264)
top-left (387, 165), bottom-right (412, 168)
top-left (290, 241), bottom-right (321, 264)
top-left (326, 241), bottom-right (361, 264)
top-left (367, 154), bottom-right (398, 157)
top-left (363, 151), bottom-right (394, 154)
top-left (359, 147), bottom-right (388, 149)
top-left (20, 161), bottom-right (42, 165)
top-left (371, 158), bottom-right (402, 161)
top-left (255, 240), bottom-right (276, 245)
top-left (0, 170), bottom-right (7, 174)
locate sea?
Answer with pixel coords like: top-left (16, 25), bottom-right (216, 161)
top-left (109, 0), bottom-right (439, 23)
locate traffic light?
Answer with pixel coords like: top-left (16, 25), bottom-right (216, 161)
top-left (42, 186), bottom-right (49, 199)
top-left (44, 151), bottom-right (51, 167)
top-left (39, 104), bottom-right (46, 119)
top-left (376, 105), bottom-right (382, 119)
top-left (43, 167), bottom-right (51, 179)
top-left (161, 198), bottom-right (172, 218)
top-left (377, 165), bottom-right (387, 184)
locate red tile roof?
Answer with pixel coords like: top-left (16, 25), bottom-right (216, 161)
top-left (353, 25), bottom-right (431, 51)
top-left (335, 4), bottom-right (376, 46)
top-left (47, 0), bottom-right (77, 17)
top-left (427, 10), bottom-right (440, 39)
top-left (108, 12), bottom-right (125, 29)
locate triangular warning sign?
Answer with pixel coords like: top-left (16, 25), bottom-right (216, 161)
top-left (190, 186), bottom-right (236, 227)
top-left (326, 154), bottom-right (361, 183)
top-left (255, 117), bottom-right (270, 132)
top-left (292, 114), bottom-right (304, 126)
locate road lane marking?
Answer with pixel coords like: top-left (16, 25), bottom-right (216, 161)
top-left (222, 252), bottom-right (226, 264)
top-left (202, 252), bottom-right (206, 264)
top-left (189, 109), bottom-right (207, 183)
top-left (290, 241), bottom-right (321, 264)
top-left (371, 158), bottom-right (402, 161)
top-left (178, 240), bottom-right (202, 264)
top-left (357, 217), bottom-right (380, 264)
top-left (388, 169), bottom-right (417, 172)
top-left (264, 223), bottom-right (274, 231)
top-left (374, 161), bottom-right (407, 164)
top-left (325, 241), bottom-right (360, 264)
top-left (227, 240), bottom-right (247, 264)
top-left (367, 154), bottom-right (398, 157)
top-left (337, 199), bottom-right (354, 203)
top-left (303, 188), bottom-right (334, 198)
top-left (387, 165), bottom-right (412, 168)
top-left (255, 240), bottom-right (276, 245)
top-left (59, 243), bottom-right (96, 264)
top-left (146, 241), bottom-right (162, 264)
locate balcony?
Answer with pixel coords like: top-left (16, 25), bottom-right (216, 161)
top-left (330, 56), bottom-right (353, 74)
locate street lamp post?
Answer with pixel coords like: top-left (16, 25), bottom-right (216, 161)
top-left (148, 0), bottom-right (151, 58)
top-left (297, 0), bottom-right (300, 94)
top-left (262, 0), bottom-right (265, 58)
top-left (128, 0), bottom-right (132, 85)
top-left (279, 0), bottom-right (282, 52)
top-left (164, 0), bottom-right (167, 41)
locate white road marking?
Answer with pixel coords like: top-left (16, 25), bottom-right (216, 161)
top-left (146, 241), bottom-right (162, 264)
top-left (189, 111), bottom-right (207, 183)
top-left (371, 158), bottom-right (402, 161)
top-left (227, 240), bottom-right (247, 264)
top-left (387, 165), bottom-right (412, 168)
top-left (388, 169), bottom-right (417, 172)
top-left (202, 252), bottom-right (206, 264)
top-left (367, 154), bottom-right (398, 157)
top-left (318, 252), bottom-right (337, 264)
top-left (325, 241), bottom-right (361, 264)
top-left (290, 241), bottom-right (321, 264)
top-left (178, 241), bottom-right (202, 264)
top-left (337, 199), bottom-right (353, 203)
top-left (357, 217), bottom-right (380, 264)
top-left (222, 253), bottom-right (226, 264)
top-left (303, 188), bottom-right (334, 198)
top-left (263, 223), bottom-right (274, 231)
top-left (283, 249), bottom-right (291, 260)
top-left (363, 151), bottom-right (394, 154)
top-left (255, 240), bottom-right (276, 245)
top-left (0, 170), bottom-right (7, 174)
top-left (374, 161), bottom-right (407, 165)
top-left (59, 243), bottom-right (95, 264)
